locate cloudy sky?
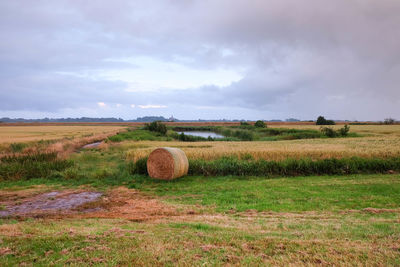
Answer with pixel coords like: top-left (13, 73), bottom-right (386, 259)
top-left (1, 0), bottom-right (399, 120)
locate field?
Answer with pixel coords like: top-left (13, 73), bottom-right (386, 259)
top-left (0, 125), bottom-right (125, 143)
top-left (0, 123), bottom-right (399, 266)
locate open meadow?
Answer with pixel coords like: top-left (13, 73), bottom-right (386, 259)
top-left (0, 123), bottom-right (399, 266)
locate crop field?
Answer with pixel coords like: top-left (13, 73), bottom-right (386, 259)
top-left (0, 123), bottom-right (399, 266)
top-left (0, 125), bottom-right (125, 143)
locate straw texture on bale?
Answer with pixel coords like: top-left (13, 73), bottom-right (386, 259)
top-left (147, 147), bottom-right (189, 180)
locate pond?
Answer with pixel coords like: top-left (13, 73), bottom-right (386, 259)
top-left (177, 131), bottom-right (225, 138)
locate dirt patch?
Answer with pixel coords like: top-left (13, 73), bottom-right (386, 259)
top-left (78, 187), bottom-right (189, 221)
top-left (0, 187), bottom-right (193, 221)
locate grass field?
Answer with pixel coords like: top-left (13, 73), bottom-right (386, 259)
top-left (0, 125), bottom-right (125, 143)
top-left (0, 123), bottom-right (399, 266)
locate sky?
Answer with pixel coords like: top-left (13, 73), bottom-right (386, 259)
top-left (1, 0), bottom-right (399, 121)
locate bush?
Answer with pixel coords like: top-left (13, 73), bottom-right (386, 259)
top-left (339, 124), bottom-right (350, 136)
top-left (129, 157), bottom-right (148, 175)
top-left (144, 121), bottom-right (167, 135)
top-left (320, 127), bottom-right (338, 137)
top-left (320, 125), bottom-right (350, 138)
top-left (254, 120), bottom-right (266, 128)
top-left (316, 116), bottom-right (335, 125)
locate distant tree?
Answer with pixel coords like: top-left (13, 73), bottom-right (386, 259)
top-left (384, 118), bottom-right (395, 125)
top-left (254, 120), bottom-right (266, 128)
top-left (316, 116), bottom-right (335, 125)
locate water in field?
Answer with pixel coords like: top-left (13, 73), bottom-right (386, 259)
top-left (177, 131), bottom-right (224, 138)
top-left (82, 141), bottom-right (102, 149)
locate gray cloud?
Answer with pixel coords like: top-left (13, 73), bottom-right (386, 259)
top-left (1, 0), bottom-right (400, 120)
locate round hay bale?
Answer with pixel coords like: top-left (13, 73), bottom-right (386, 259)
top-left (147, 147), bottom-right (189, 180)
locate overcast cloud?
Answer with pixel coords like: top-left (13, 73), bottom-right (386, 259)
top-left (1, 0), bottom-right (399, 120)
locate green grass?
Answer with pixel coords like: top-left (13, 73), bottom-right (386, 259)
top-left (105, 125), bottom-right (360, 143)
top-left (129, 174), bottom-right (400, 212)
top-left (132, 156), bottom-right (400, 177)
top-left (1, 143), bottom-right (400, 266)
top-left (0, 153), bottom-right (73, 181)
top-left (172, 125), bottom-right (359, 141)
top-left (107, 129), bottom-right (174, 142)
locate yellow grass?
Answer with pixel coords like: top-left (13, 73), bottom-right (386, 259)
top-left (0, 125), bottom-right (125, 143)
top-left (125, 125), bottom-right (400, 162)
top-left (270, 124), bottom-right (400, 136)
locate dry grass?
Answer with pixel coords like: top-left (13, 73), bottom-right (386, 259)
top-left (125, 135), bottom-right (400, 162)
top-left (123, 125), bottom-right (400, 162)
top-left (0, 125), bottom-right (125, 144)
top-left (269, 124), bottom-right (400, 136)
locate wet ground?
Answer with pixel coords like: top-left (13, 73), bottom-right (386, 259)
top-left (0, 187), bottom-right (194, 220)
top-left (81, 141), bottom-right (102, 149)
top-left (0, 191), bottom-right (102, 217)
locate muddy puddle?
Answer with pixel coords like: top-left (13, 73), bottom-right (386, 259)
top-left (81, 141), bottom-right (102, 149)
top-left (0, 191), bottom-right (102, 217)
top-left (0, 187), bottom-right (194, 221)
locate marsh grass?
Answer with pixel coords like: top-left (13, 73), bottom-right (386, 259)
top-left (131, 156), bottom-right (400, 177)
top-left (108, 129), bottom-right (174, 142)
top-left (0, 153), bottom-right (73, 181)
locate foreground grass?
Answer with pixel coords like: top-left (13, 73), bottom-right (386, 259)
top-left (0, 212), bottom-right (399, 266)
top-left (1, 137), bottom-right (400, 265)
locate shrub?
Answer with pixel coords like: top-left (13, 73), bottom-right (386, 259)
top-left (144, 121), bottom-right (167, 135)
top-left (129, 157), bottom-right (148, 175)
top-left (254, 120), bottom-right (266, 128)
top-left (339, 124), bottom-right (350, 136)
top-left (320, 127), bottom-right (338, 137)
top-left (320, 125), bottom-right (351, 137)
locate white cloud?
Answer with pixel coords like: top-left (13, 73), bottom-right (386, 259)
top-left (130, 104), bottom-right (135, 108)
top-left (116, 103), bottom-right (122, 107)
top-left (138, 105), bottom-right (167, 109)
top-left (97, 102), bottom-right (106, 107)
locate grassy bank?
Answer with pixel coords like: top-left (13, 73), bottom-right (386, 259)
top-left (107, 124), bottom-right (359, 143)
top-left (0, 153), bottom-right (73, 181)
top-left (131, 156), bottom-right (400, 177)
